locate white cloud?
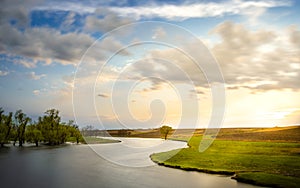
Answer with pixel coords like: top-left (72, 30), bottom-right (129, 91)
top-left (210, 21), bottom-right (300, 91)
top-left (0, 23), bottom-right (95, 67)
top-left (85, 8), bottom-right (132, 33)
top-left (0, 0), bottom-right (40, 28)
top-left (34, 1), bottom-right (96, 14)
top-left (103, 21), bottom-right (300, 93)
top-left (0, 70), bottom-right (9, 76)
top-left (18, 59), bottom-right (37, 68)
top-left (0, 1), bottom-right (127, 67)
top-left (289, 25), bottom-right (300, 46)
top-left (152, 27), bottom-right (166, 39)
top-left (109, 0), bottom-right (291, 20)
top-left (26, 71), bottom-right (46, 80)
top-left (33, 89), bottom-right (40, 96)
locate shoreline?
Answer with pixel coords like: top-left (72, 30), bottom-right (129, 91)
top-left (150, 157), bottom-right (268, 187)
top-left (151, 158), bottom-right (235, 175)
top-left (149, 137), bottom-right (300, 188)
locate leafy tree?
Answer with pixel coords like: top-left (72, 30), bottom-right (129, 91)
top-left (14, 110), bottom-right (31, 147)
top-left (58, 124), bottom-right (69, 144)
top-left (73, 129), bottom-right (82, 144)
top-left (25, 124), bottom-right (43, 146)
top-left (68, 120), bottom-right (82, 144)
top-left (10, 123), bottom-right (18, 146)
top-left (0, 108), bottom-right (4, 145)
top-left (0, 109), bottom-right (5, 147)
top-left (1, 107), bottom-right (84, 147)
top-left (0, 108), bottom-right (13, 147)
top-left (38, 109), bottom-right (74, 145)
top-left (39, 109), bottom-right (61, 145)
top-left (160, 125), bottom-right (172, 140)
top-left (4, 112), bottom-right (13, 144)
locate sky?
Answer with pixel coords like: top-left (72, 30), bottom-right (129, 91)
top-left (0, 0), bottom-right (299, 130)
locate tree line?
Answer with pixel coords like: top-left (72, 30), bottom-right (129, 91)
top-left (0, 108), bottom-right (82, 147)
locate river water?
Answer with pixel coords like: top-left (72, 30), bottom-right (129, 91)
top-left (0, 138), bottom-right (263, 188)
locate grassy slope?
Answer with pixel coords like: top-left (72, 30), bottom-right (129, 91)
top-left (151, 126), bottom-right (300, 188)
top-left (232, 172), bottom-right (300, 188)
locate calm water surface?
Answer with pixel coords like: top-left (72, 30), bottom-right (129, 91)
top-left (0, 138), bottom-right (263, 188)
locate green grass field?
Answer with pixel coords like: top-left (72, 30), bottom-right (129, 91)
top-left (151, 131), bottom-right (300, 188)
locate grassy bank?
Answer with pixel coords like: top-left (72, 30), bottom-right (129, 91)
top-left (83, 136), bottom-right (120, 144)
top-left (151, 136), bottom-right (300, 188)
top-left (232, 172), bottom-right (300, 188)
top-left (67, 136), bottom-right (120, 144)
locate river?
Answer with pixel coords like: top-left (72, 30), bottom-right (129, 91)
top-left (0, 138), bottom-right (263, 188)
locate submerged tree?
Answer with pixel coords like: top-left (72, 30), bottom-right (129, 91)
top-left (39, 109), bottom-right (62, 145)
top-left (67, 120), bottom-right (82, 144)
top-left (0, 109), bottom-right (6, 147)
top-left (160, 125), bottom-right (172, 140)
top-left (25, 124), bottom-right (43, 146)
top-left (10, 123), bottom-right (18, 146)
top-left (14, 110), bottom-right (31, 147)
top-left (0, 107), bottom-right (83, 147)
top-left (0, 108), bottom-right (13, 147)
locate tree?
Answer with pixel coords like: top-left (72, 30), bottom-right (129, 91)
top-left (68, 120), bottom-right (82, 144)
top-left (14, 110), bottom-right (31, 147)
top-left (10, 123), bottom-right (18, 146)
top-left (0, 108), bottom-right (13, 147)
top-left (58, 124), bottom-right (69, 144)
top-left (25, 124), bottom-right (43, 146)
top-left (160, 125), bottom-right (172, 140)
top-left (1, 107), bottom-right (84, 147)
top-left (39, 109), bottom-right (61, 145)
top-left (38, 109), bottom-right (73, 145)
top-left (73, 130), bottom-right (82, 144)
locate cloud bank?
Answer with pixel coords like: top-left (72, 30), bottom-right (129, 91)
top-left (109, 0), bottom-right (291, 20)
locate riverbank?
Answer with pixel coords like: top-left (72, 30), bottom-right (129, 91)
top-left (150, 132), bottom-right (300, 188)
top-left (81, 136), bottom-right (121, 144)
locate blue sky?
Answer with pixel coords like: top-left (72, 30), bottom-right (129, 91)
top-left (0, 0), bottom-right (299, 129)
